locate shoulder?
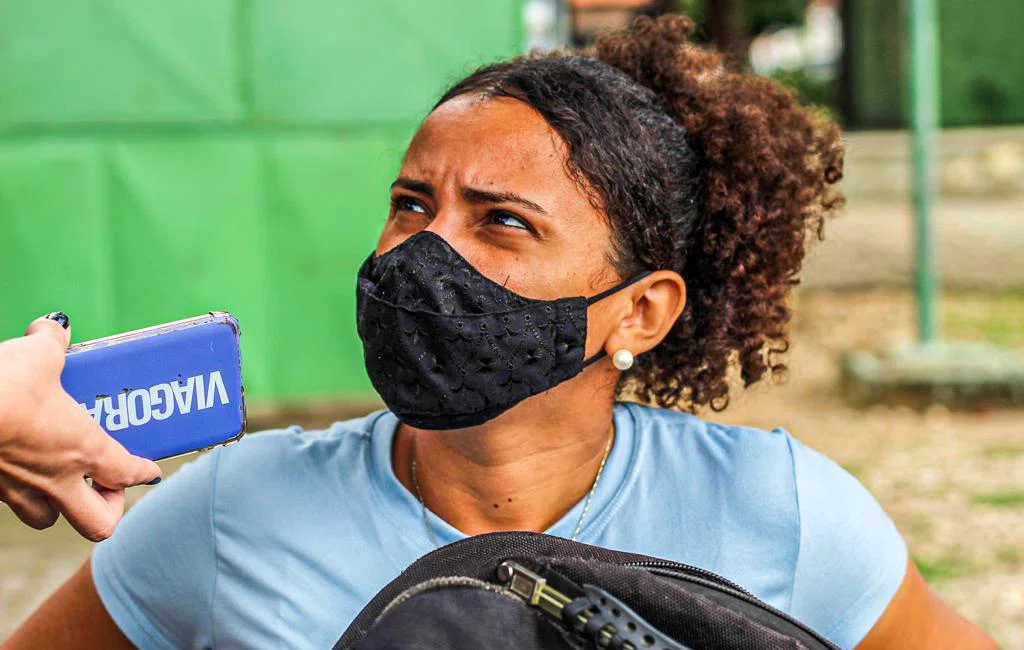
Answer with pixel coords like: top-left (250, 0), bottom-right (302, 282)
top-left (91, 411), bottom-right (393, 649)
top-left (623, 405), bottom-right (906, 647)
top-left (625, 403), bottom-right (796, 494)
top-left (787, 435), bottom-right (908, 647)
top-left (98, 411), bottom-right (386, 561)
top-left (621, 403), bottom-right (803, 573)
top-left (203, 411), bottom-right (389, 516)
top-left (626, 402), bottom-right (790, 450)
top-left (215, 411), bottom-right (380, 475)
top-left (624, 403), bottom-right (883, 498)
top-left (626, 403), bottom-right (901, 542)
top-left (785, 433), bottom-right (905, 553)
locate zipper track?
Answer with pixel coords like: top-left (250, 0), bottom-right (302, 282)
top-left (637, 565), bottom-right (839, 649)
top-left (625, 560), bottom-right (754, 597)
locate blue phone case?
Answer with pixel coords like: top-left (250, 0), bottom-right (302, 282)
top-left (61, 312), bottom-right (246, 461)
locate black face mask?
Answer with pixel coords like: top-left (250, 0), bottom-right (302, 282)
top-left (356, 231), bottom-right (649, 430)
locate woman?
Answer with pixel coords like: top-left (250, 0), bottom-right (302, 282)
top-left (5, 16), bottom-right (997, 650)
top-left (0, 313), bottom-right (160, 541)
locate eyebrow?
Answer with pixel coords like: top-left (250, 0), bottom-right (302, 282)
top-left (390, 177), bottom-right (550, 217)
top-left (390, 177), bottom-right (434, 196)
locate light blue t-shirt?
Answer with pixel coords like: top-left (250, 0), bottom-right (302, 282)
top-left (93, 404), bottom-right (906, 650)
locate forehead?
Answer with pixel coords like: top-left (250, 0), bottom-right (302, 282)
top-left (402, 95), bottom-right (583, 201)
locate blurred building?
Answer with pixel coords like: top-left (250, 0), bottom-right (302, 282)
top-left (528, 0), bottom-right (1024, 128)
top-left (523, 0), bottom-right (666, 49)
top-left (750, 0), bottom-right (841, 81)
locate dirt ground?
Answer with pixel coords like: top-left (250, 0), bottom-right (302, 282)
top-left (2, 289), bottom-right (1022, 647)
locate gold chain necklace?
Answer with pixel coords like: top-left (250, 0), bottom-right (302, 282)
top-left (410, 430), bottom-right (614, 548)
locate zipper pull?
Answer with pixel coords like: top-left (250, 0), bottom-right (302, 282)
top-left (497, 561), bottom-right (572, 618)
top-left (497, 561), bottom-right (695, 650)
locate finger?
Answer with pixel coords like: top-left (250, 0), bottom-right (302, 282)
top-left (42, 394), bottom-right (162, 489)
top-left (84, 431), bottom-right (162, 489)
top-left (25, 313), bottom-right (72, 351)
top-left (0, 474), bottom-right (59, 530)
top-left (52, 479), bottom-right (125, 542)
top-left (93, 481), bottom-right (126, 516)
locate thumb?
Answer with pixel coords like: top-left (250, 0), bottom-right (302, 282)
top-left (25, 312), bottom-right (72, 351)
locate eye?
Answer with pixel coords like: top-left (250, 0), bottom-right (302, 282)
top-left (489, 211), bottom-right (530, 231)
top-left (391, 195), bottom-right (427, 214)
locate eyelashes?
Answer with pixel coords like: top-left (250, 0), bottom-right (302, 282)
top-left (489, 211), bottom-right (530, 230)
top-left (390, 195), bottom-right (427, 215)
top-left (389, 194), bottom-right (536, 235)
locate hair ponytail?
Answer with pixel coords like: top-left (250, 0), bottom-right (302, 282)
top-left (596, 15), bottom-right (845, 410)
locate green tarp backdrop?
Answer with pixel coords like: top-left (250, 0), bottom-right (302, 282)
top-left (0, 1), bottom-right (524, 401)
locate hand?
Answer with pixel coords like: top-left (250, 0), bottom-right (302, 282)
top-left (0, 314), bottom-right (161, 541)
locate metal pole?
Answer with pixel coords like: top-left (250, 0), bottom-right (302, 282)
top-left (909, 0), bottom-right (941, 343)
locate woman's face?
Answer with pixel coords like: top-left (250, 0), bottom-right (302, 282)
top-left (377, 95), bottom-right (621, 303)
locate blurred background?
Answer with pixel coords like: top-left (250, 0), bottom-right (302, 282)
top-left (1, 0), bottom-right (1021, 645)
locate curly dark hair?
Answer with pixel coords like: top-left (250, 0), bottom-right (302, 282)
top-left (435, 15), bottom-right (844, 412)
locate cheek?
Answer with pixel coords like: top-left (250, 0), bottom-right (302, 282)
top-left (561, 229), bottom-right (623, 294)
top-left (374, 220), bottom-right (414, 256)
top-left (371, 211), bottom-right (619, 302)
top-left (498, 230), bottom-right (619, 301)
top-left (582, 295), bottom-right (623, 358)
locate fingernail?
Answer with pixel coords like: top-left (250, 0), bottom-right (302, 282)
top-left (45, 311), bottom-right (70, 329)
top-left (146, 477), bottom-right (161, 486)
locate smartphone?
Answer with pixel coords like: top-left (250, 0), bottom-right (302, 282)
top-left (60, 312), bottom-right (246, 461)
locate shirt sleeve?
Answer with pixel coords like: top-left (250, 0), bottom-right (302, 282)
top-left (92, 448), bottom-right (223, 650)
top-left (786, 435), bottom-right (908, 649)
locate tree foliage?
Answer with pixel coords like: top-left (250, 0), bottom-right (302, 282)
top-left (744, 0), bottom-right (808, 34)
top-left (673, 0), bottom-right (809, 37)
top-left (667, 0), bottom-right (809, 66)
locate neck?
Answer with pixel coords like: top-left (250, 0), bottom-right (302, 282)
top-left (393, 379), bottom-right (617, 536)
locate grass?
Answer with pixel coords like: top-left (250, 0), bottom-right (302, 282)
top-left (994, 544), bottom-right (1023, 567)
top-left (970, 490), bottom-right (1024, 508)
top-left (980, 445), bottom-right (1024, 460)
top-left (944, 290), bottom-right (1024, 350)
top-left (904, 515), bottom-right (935, 539)
top-left (840, 462), bottom-right (864, 479)
top-left (914, 554), bottom-right (977, 584)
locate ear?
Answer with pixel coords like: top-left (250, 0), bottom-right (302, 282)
top-left (602, 270), bottom-right (686, 360)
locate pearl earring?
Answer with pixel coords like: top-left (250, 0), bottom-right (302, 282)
top-left (612, 349), bottom-right (634, 371)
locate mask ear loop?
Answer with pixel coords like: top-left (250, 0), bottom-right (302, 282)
top-left (585, 271), bottom-right (653, 306)
top-left (581, 271), bottom-right (653, 368)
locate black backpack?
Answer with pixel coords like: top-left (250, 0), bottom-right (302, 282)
top-left (333, 532), bottom-right (840, 650)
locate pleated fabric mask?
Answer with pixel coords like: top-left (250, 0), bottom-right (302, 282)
top-left (356, 231), bottom-right (648, 429)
